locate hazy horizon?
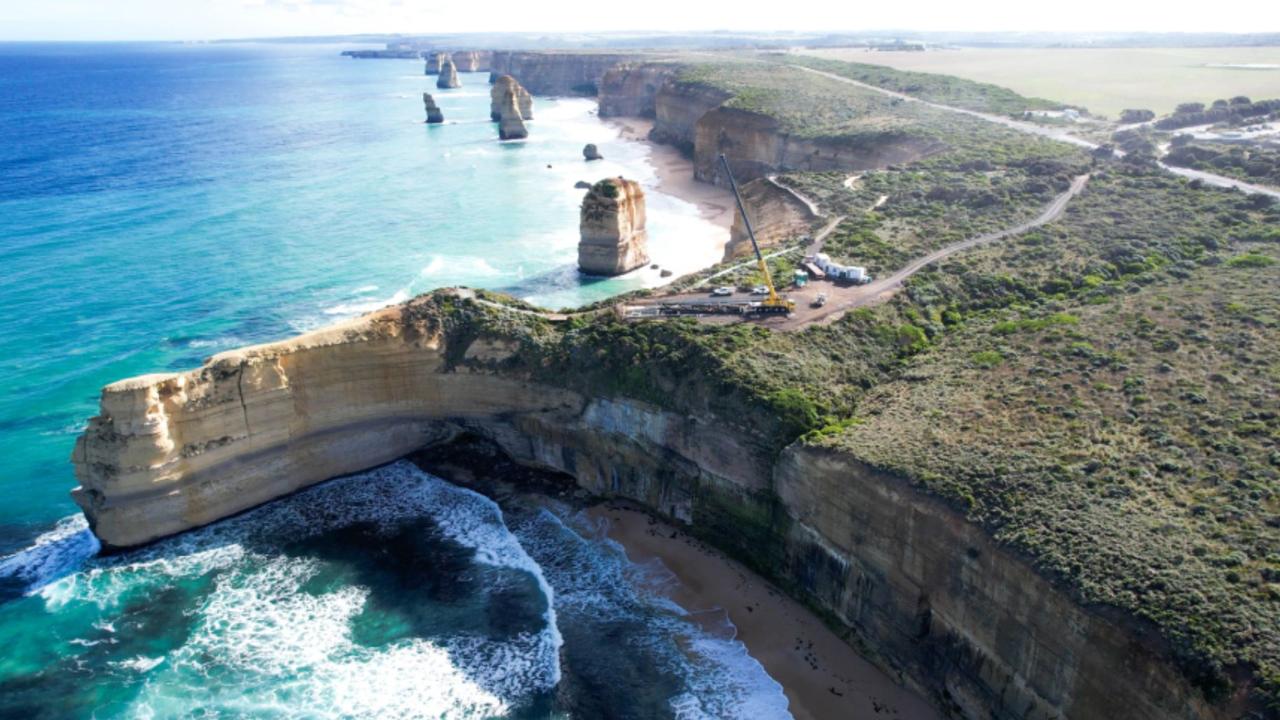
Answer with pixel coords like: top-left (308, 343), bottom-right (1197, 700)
top-left (2, 0), bottom-right (1278, 42)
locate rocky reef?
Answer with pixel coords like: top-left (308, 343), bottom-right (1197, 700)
top-left (71, 290), bottom-right (1252, 720)
top-left (423, 51), bottom-right (445, 75)
top-left (451, 50), bottom-right (492, 73)
top-left (577, 177), bottom-right (648, 275)
top-left (436, 58), bottom-right (460, 89)
top-left (489, 75), bottom-right (533, 122)
top-left (422, 93), bottom-right (444, 124)
top-left (582, 143), bottom-right (602, 161)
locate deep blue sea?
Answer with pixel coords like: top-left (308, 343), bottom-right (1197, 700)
top-left (0, 43), bottom-right (775, 718)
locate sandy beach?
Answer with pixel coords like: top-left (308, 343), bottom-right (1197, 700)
top-left (588, 502), bottom-right (941, 720)
top-left (606, 116), bottom-right (735, 230)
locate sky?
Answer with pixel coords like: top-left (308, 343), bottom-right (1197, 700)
top-left (1, 0), bottom-right (1277, 41)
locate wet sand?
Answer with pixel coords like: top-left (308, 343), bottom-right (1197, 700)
top-left (588, 503), bottom-right (942, 720)
top-left (605, 117), bottom-right (735, 230)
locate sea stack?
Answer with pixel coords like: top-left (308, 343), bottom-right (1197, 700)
top-left (422, 93), bottom-right (443, 124)
top-left (424, 52), bottom-right (445, 75)
top-left (489, 75), bottom-right (533, 121)
top-left (583, 143), bottom-right (603, 161)
top-left (578, 177), bottom-right (649, 276)
top-left (497, 92), bottom-right (528, 140)
top-left (437, 58), bottom-right (460, 89)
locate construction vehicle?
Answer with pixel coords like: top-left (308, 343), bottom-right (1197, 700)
top-left (719, 154), bottom-right (795, 314)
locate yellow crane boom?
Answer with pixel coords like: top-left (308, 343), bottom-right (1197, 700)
top-left (718, 154), bottom-right (794, 312)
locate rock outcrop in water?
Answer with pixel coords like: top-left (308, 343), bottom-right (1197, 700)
top-left (582, 143), bottom-right (602, 161)
top-left (424, 51), bottom-right (446, 75)
top-left (489, 75), bottom-right (533, 121)
top-left (422, 93), bottom-right (444, 124)
top-left (578, 177), bottom-right (648, 275)
top-left (437, 59), bottom-right (460, 89)
top-left (496, 92), bottom-right (527, 140)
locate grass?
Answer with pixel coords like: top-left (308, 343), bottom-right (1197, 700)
top-left (800, 47), bottom-right (1280, 119)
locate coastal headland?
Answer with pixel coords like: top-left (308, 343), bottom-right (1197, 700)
top-left (73, 49), bottom-right (1280, 720)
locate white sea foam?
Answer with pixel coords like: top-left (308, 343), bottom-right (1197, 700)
top-left (44, 462), bottom-right (561, 718)
top-left (418, 255), bottom-right (502, 278)
top-left (322, 288), bottom-right (410, 316)
top-left (512, 507), bottom-right (792, 719)
top-left (0, 514), bottom-right (99, 597)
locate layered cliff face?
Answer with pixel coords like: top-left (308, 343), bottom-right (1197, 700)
top-left (722, 177), bottom-right (817, 261)
top-left (437, 58), bottom-right (460, 89)
top-left (487, 51), bottom-right (643, 96)
top-left (72, 291), bottom-right (1249, 720)
top-left (577, 177), bottom-right (648, 275)
top-left (694, 107), bottom-right (946, 186)
top-left (489, 75), bottom-right (533, 122)
top-left (650, 80), bottom-right (733, 158)
top-left (422, 93), bottom-right (443, 124)
top-left (451, 50), bottom-right (492, 73)
top-left (598, 63), bottom-right (679, 119)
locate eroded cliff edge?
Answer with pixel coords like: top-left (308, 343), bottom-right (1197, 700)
top-left (72, 290), bottom-right (1252, 720)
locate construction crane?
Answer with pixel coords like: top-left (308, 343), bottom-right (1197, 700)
top-left (719, 153), bottom-right (794, 314)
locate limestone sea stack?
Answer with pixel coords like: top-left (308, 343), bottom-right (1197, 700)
top-left (424, 51), bottom-right (445, 75)
top-left (437, 58), bottom-right (460, 89)
top-left (583, 143), bottom-right (603, 161)
top-left (496, 92), bottom-right (528, 140)
top-left (489, 75), bottom-right (533, 121)
top-left (578, 177), bottom-right (648, 275)
top-left (422, 93), bottom-right (443, 124)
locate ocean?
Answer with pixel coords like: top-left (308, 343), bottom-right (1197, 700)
top-left (0, 43), bottom-right (780, 718)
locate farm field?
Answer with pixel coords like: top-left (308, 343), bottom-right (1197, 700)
top-left (802, 46), bottom-right (1280, 118)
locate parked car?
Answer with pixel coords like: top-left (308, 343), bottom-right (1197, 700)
top-left (711, 287), bottom-right (733, 297)
top-left (812, 293), bottom-right (828, 308)
top-left (751, 285), bottom-right (769, 295)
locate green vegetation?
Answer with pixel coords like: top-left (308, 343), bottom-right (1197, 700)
top-left (780, 157), bottom-right (1089, 274)
top-left (800, 46), bottom-right (1280, 118)
top-left (783, 55), bottom-right (1064, 116)
top-left (673, 61), bottom-right (1086, 168)
top-left (1165, 140), bottom-right (1280, 191)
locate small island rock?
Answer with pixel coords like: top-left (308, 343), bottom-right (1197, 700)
top-left (583, 143), bottom-right (603, 161)
top-left (437, 58), bottom-right (460, 89)
top-left (578, 177), bottom-right (649, 276)
top-left (422, 93), bottom-right (444, 124)
top-left (497, 91), bottom-right (528, 140)
top-left (490, 75), bottom-right (533, 121)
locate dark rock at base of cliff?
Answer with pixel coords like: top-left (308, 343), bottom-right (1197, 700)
top-left (583, 144), bottom-right (603, 161)
top-left (575, 181), bottom-right (592, 189)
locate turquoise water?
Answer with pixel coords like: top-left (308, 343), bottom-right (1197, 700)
top-left (0, 43), bottom-right (773, 718)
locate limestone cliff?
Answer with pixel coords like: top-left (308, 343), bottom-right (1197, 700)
top-left (487, 51), bottom-right (643, 96)
top-left (694, 106), bottom-right (946, 187)
top-left (722, 178), bottom-right (817, 261)
top-left (451, 50), bottom-right (492, 73)
top-left (72, 291), bottom-right (1257, 720)
top-left (489, 75), bottom-right (533, 122)
top-left (422, 93), bottom-right (444, 124)
top-left (577, 177), bottom-right (648, 275)
top-left (496, 92), bottom-right (527, 141)
top-left (598, 62), bottom-right (679, 118)
top-left (437, 58), bottom-right (460, 89)
top-left (424, 51), bottom-right (445, 76)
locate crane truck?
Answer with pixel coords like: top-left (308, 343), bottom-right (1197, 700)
top-left (719, 154), bottom-right (795, 315)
